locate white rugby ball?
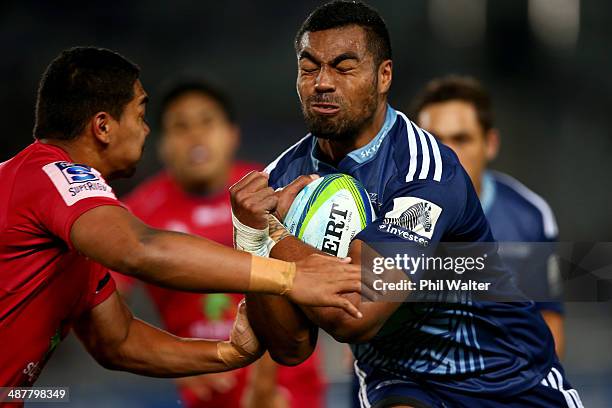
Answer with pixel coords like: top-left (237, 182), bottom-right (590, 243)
top-left (283, 173), bottom-right (375, 257)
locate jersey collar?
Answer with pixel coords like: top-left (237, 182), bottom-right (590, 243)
top-left (310, 104), bottom-right (397, 172)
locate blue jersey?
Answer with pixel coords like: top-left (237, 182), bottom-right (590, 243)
top-left (481, 171), bottom-right (563, 314)
top-left (266, 106), bottom-right (556, 397)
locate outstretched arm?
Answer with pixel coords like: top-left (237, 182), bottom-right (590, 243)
top-left (74, 292), bottom-right (261, 377)
top-left (70, 202), bottom-right (362, 317)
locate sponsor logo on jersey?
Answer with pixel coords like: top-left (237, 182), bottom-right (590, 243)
top-left (378, 223), bottom-right (429, 246)
top-left (383, 197), bottom-right (442, 239)
top-left (43, 161), bottom-right (117, 206)
top-left (55, 162), bottom-right (99, 184)
top-left (22, 360), bottom-right (41, 383)
top-left (358, 137), bottom-right (385, 160)
top-left (22, 328), bottom-right (62, 384)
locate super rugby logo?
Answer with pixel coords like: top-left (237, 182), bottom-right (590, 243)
top-left (55, 162), bottom-right (99, 184)
top-left (43, 161), bottom-right (117, 206)
top-left (383, 197), bottom-right (442, 240)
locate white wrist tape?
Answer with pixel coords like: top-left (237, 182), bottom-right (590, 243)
top-left (232, 212), bottom-right (275, 257)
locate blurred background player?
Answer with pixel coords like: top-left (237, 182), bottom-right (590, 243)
top-left (112, 81), bottom-right (325, 408)
top-left (411, 75), bottom-right (564, 357)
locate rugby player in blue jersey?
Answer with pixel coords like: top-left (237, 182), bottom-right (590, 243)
top-left (229, 1), bottom-right (581, 407)
top-left (412, 75), bottom-right (564, 357)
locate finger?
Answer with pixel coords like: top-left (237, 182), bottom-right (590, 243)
top-left (253, 195), bottom-right (279, 213)
top-left (282, 174), bottom-right (318, 198)
top-left (248, 187), bottom-right (276, 203)
top-left (360, 283), bottom-right (379, 302)
top-left (230, 170), bottom-right (263, 192)
top-left (242, 192), bottom-right (278, 214)
top-left (334, 297), bottom-right (363, 319)
top-left (238, 173), bottom-right (271, 194)
top-left (336, 278), bottom-right (362, 294)
top-left (231, 172), bottom-right (270, 199)
top-left (340, 257), bottom-right (352, 263)
top-left (339, 263), bottom-right (362, 276)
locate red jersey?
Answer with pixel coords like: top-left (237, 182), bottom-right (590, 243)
top-left (0, 142), bottom-right (118, 389)
top-left (114, 165), bottom-right (325, 408)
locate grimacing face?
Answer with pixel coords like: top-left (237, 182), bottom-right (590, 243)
top-left (417, 100), bottom-right (498, 192)
top-left (108, 80), bottom-right (150, 178)
top-left (296, 25), bottom-right (381, 141)
top-left (159, 92), bottom-right (239, 190)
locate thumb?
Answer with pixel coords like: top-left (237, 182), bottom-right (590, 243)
top-left (281, 174), bottom-right (318, 199)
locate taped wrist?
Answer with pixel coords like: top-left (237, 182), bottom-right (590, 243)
top-left (250, 255), bottom-right (296, 295)
top-left (216, 341), bottom-right (250, 369)
top-left (232, 212), bottom-right (275, 257)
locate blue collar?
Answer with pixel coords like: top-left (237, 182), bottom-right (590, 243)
top-left (348, 106), bottom-right (397, 164)
top-left (480, 171), bottom-right (496, 215)
top-left (310, 105), bottom-right (397, 170)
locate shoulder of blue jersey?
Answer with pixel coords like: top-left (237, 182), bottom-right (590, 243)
top-left (394, 111), bottom-right (446, 184)
top-left (491, 170), bottom-right (558, 239)
top-left (264, 133), bottom-right (312, 175)
top-left (263, 108), bottom-right (463, 202)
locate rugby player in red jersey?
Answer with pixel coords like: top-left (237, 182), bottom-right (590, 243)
top-left (0, 47), bottom-right (362, 398)
top-left (113, 81), bottom-right (324, 408)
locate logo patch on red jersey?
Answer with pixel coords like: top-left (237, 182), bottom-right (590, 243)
top-left (42, 161), bottom-right (117, 206)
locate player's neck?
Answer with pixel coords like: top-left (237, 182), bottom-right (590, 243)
top-left (39, 138), bottom-right (112, 179)
top-left (317, 102), bottom-right (388, 167)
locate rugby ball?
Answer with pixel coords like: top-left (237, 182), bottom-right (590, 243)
top-left (283, 174), bottom-right (375, 257)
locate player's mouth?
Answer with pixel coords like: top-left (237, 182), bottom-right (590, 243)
top-left (311, 103), bottom-right (340, 115)
top-left (188, 145), bottom-right (209, 165)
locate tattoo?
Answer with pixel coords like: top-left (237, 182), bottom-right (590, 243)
top-left (267, 215), bottom-right (292, 243)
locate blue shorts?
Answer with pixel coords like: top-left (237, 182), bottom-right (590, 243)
top-left (353, 360), bottom-right (583, 408)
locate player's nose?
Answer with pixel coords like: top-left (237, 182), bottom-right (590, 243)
top-left (314, 66), bottom-right (335, 93)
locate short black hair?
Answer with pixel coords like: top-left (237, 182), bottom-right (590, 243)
top-left (295, 1), bottom-right (392, 66)
top-left (34, 47), bottom-right (140, 140)
top-left (158, 80), bottom-right (236, 127)
top-left (411, 75), bottom-right (494, 132)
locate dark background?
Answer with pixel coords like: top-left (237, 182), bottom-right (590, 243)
top-left (2, 0), bottom-right (611, 406)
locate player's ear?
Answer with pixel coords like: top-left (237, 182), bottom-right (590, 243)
top-left (377, 60), bottom-right (392, 95)
top-left (485, 129), bottom-right (500, 161)
top-left (91, 112), bottom-right (112, 145)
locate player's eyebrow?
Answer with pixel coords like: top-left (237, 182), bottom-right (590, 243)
top-left (329, 52), bottom-right (360, 66)
top-left (299, 50), bottom-right (360, 67)
top-left (298, 50), bottom-right (319, 63)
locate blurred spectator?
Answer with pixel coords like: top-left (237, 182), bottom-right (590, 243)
top-left (411, 75), bottom-right (564, 357)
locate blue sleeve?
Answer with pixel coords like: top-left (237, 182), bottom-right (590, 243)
top-left (534, 232), bottom-right (564, 315)
top-left (355, 180), bottom-right (461, 246)
top-left (355, 170), bottom-right (491, 283)
top-left (525, 208), bottom-right (563, 314)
